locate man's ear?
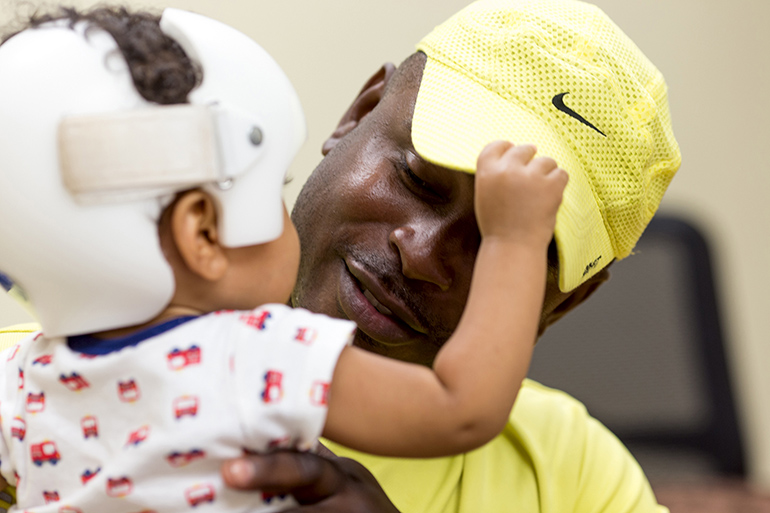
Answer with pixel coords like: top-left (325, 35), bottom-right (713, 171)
top-left (322, 63), bottom-right (397, 156)
top-left (538, 268), bottom-right (611, 337)
top-left (169, 190), bottom-right (228, 282)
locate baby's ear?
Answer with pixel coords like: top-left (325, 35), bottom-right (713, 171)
top-left (168, 190), bottom-right (228, 281)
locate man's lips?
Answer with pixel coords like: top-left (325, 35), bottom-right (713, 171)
top-left (338, 259), bottom-right (428, 346)
top-left (362, 288), bottom-right (393, 316)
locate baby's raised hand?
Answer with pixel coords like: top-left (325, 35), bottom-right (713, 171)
top-left (474, 141), bottom-right (568, 248)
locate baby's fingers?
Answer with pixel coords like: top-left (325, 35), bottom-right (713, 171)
top-left (527, 156), bottom-right (559, 176)
top-left (502, 143), bottom-right (537, 167)
top-left (477, 140), bottom-right (514, 165)
top-left (548, 167), bottom-right (569, 189)
top-left (477, 141), bottom-right (538, 173)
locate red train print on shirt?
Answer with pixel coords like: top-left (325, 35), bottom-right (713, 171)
top-left (185, 483), bottom-right (215, 507)
top-left (59, 372), bottom-right (90, 391)
top-left (262, 491), bottom-right (289, 504)
top-left (173, 396), bottom-right (199, 419)
top-left (126, 425), bottom-right (150, 446)
top-left (81, 415), bottom-right (98, 439)
top-left (31, 440), bottom-right (61, 466)
top-left (81, 468), bottom-right (100, 485)
top-left (294, 327), bottom-right (318, 345)
top-left (261, 370), bottom-right (284, 403)
top-left (310, 381), bottom-right (331, 406)
top-left (118, 379), bottom-right (140, 402)
top-left (166, 449), bottom-right (206, 467)
top-left (167, 345), bottom-right (201, 370)
top-left (106, 477), bottom-right (133, 498)
top-left (240, 310), bottom-right (272, 330)
top-left (43, 490), bottom-right (60, 504)
top-left (26, 392), bottom-right (45, 413)
top-left (32, 354), bottom-right (53, 366)
top-left (11, 416), bottom-right (25, 441)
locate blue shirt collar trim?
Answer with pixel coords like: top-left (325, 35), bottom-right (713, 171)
top-left (67, 316), bottom-right (197, 355)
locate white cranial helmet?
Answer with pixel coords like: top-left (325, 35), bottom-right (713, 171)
top-left (0, 8), bottom-right (306, 337)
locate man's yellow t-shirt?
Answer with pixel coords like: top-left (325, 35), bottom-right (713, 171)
top-left (0, 323), bottom-right (38, 346)
top-left (327, 379), bottom-right (667, 513)
top-left (0, 324), bottom-right (666, 513)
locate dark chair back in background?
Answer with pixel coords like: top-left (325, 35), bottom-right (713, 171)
top-left (528, 215), bottom-right (745, 482)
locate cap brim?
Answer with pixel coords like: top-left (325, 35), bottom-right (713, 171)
top-left (412, 57), bottom-right (615, 291)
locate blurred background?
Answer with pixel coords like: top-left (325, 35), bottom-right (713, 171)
top-left (0, 0), bottom-right (768, 506)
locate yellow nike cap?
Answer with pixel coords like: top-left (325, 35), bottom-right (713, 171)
top-left (413, 0), bottom-right (681, 291)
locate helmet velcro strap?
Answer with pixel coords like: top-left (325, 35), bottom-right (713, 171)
top-left (59, 104), bottom-right (236, 204)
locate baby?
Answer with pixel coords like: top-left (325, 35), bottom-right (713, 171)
top-left (0, 6), bottom-right (565, 512)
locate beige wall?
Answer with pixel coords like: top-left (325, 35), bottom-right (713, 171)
top-left (1, 0), bottom-right (768, 487)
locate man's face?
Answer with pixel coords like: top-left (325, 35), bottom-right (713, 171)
top-left (291, 55), bottom-right (569, 366)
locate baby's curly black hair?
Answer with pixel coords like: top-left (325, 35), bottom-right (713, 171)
top-left (2, 5), bottom-right (201, 105)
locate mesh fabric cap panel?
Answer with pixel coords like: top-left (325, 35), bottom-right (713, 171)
top-left (414, 0), bottom-right (681, 289)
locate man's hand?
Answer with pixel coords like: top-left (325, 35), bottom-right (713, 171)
top-left (222, 448), bottom-right (401, 512)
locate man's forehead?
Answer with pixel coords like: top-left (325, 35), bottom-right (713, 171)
top-left (385, 54), bottom-right (468, 181)
top-left (388, 53), bottom-right (471, 179)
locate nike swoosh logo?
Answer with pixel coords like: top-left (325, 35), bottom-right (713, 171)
top-left (552, 92), bottom-right (606, 137)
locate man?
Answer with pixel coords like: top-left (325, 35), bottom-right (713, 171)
top-left (215, 0), bottom-right (680, 511)
top-left (0, 0), bottom-right (679, 511)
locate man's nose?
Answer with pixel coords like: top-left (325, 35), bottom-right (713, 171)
top-left (389, 224), bottom-right (452, 291)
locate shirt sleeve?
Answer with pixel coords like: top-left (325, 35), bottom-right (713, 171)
top-left (0, 332), bottom-right (37, 487)
top-left (327, 378), bottom-right (669, 513)
top-left (0, 325), bottom-right (37, 511)
top-left (230, 305), bottom-right (355, 451)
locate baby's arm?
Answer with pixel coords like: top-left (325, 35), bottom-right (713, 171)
top-left (322, 141), bottom-right (567, 457)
